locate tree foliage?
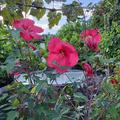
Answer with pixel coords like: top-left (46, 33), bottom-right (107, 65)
top-left (0, 0), bottom-right (83, 28)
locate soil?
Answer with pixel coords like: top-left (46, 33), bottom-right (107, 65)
top-left (0, 76), bottom-right (13, 88)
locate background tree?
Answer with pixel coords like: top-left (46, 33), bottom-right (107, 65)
top-left (0, 0), bottom-right (83, 28)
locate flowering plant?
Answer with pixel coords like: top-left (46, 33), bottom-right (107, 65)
top-left (0, 17), bottom-right (119, 120)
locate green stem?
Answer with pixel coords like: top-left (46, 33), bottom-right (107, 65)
top-left (17, 43), bottom-right (23, 58)
top-left (26, 42), bottom-right (34, 85)
top-left (54, 86), bottom-right (67, 110)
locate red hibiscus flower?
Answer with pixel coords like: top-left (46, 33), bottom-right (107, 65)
top-left (80, 29), bottom-right (101, 43)
top-left (110, 79), bottom-right (119, 85)
top-left (28, 44), bottom-right (37, 51)
top-left (80, 29), bottom-right (101, 52)
top-left (13, 18), bottom-right (44, 42)
top-left (82, 62), bottom-right (94, 77)
top-left (47, 38), bottom-right (79, 73)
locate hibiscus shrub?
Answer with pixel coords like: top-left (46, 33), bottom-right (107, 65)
top-left (0, 16), bottom-right (119, 120)
top-left (0, 26), bottom-right (12, 62)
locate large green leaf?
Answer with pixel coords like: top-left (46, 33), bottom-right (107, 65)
top-left (12, 98), bottom-right (20, 108)
top-left (7, 111), bottom-right (19, 120)
top-left (47, 11), bottom-right (61, 28)
top-left (30, 8), bottom-right (46, 19)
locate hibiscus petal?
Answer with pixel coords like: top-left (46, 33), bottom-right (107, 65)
top-left (31, 25), bottom-right (44, 33)
top-left (63, 42), bottom-right (77, 52)
top-left (47, 53), bottom-right (68, 73)
top-left (13, 18), bottom-right (34, 30)
top-left (21, 18), bottom-right (34, 25)
top-left (47, 53), bottom-right (60, 68)
top-left (21, 19), bottom-right (34, 30)
top-left (20, 31), bottom-right (32, 41)
top-left (67, 52), bottom-right (79, 66)
top-left (60, 42), bottom-right (78, 66)
top-left (85, 38), bottom-right (99, 52)
top-left (48, 37), bottom-right (62, 52)
top-left (13, 20), bottom-right (23, 29)
top-left (30, 32), bottom-right (42, 40)
top-left (58, 56), bottom-right (69, 67)
top-left (90, 29), bottom-right (101, 43)
top-left (80, 29), bottom-right (91, 40)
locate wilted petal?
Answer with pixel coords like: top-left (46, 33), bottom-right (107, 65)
top-left (28, 44), bottom-right (37, 51)
top-left (82, 63), bottom-right (94, 77)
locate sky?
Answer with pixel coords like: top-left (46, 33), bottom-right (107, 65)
top-left (27, 0), bottom-right (101, 34)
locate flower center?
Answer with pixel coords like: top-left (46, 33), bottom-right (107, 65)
top-left (59, 50), bottom-right (65, 57)
top-left (85, 36), bottom-right (92, 41)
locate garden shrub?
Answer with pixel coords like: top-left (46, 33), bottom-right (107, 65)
top-left (0, 0), bottom-right (120, 120)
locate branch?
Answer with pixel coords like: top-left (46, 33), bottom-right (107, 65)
top-left (16, 3), bottom-right (62, 11)
top-left (16, 2), bottom-right (92, 12)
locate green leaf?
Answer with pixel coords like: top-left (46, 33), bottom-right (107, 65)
top-left (108, 105), bottom-right (120, 120)
top-left (0, 93), bottom-right (8, 101)
top-left (47, 11), bottom-right (61, 28)
top-left (2, 106), bottom-right (13, 111)
top-left (30, 8), bottom-right (46, 19)
top-left (74, 92), bottom-right (87, 102)
top-left (7, 111), bottom-right (19, 120)
top-left (12, 98), bottom-right (20, 107)
top-left (60, 107), bottom-right (70, 115)
top-left (28, 97), bottom-right (35, 109)
top-left (31, 86), bottom-right (37, 93)
top-left (115, 103), bottom-right (120, 109)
